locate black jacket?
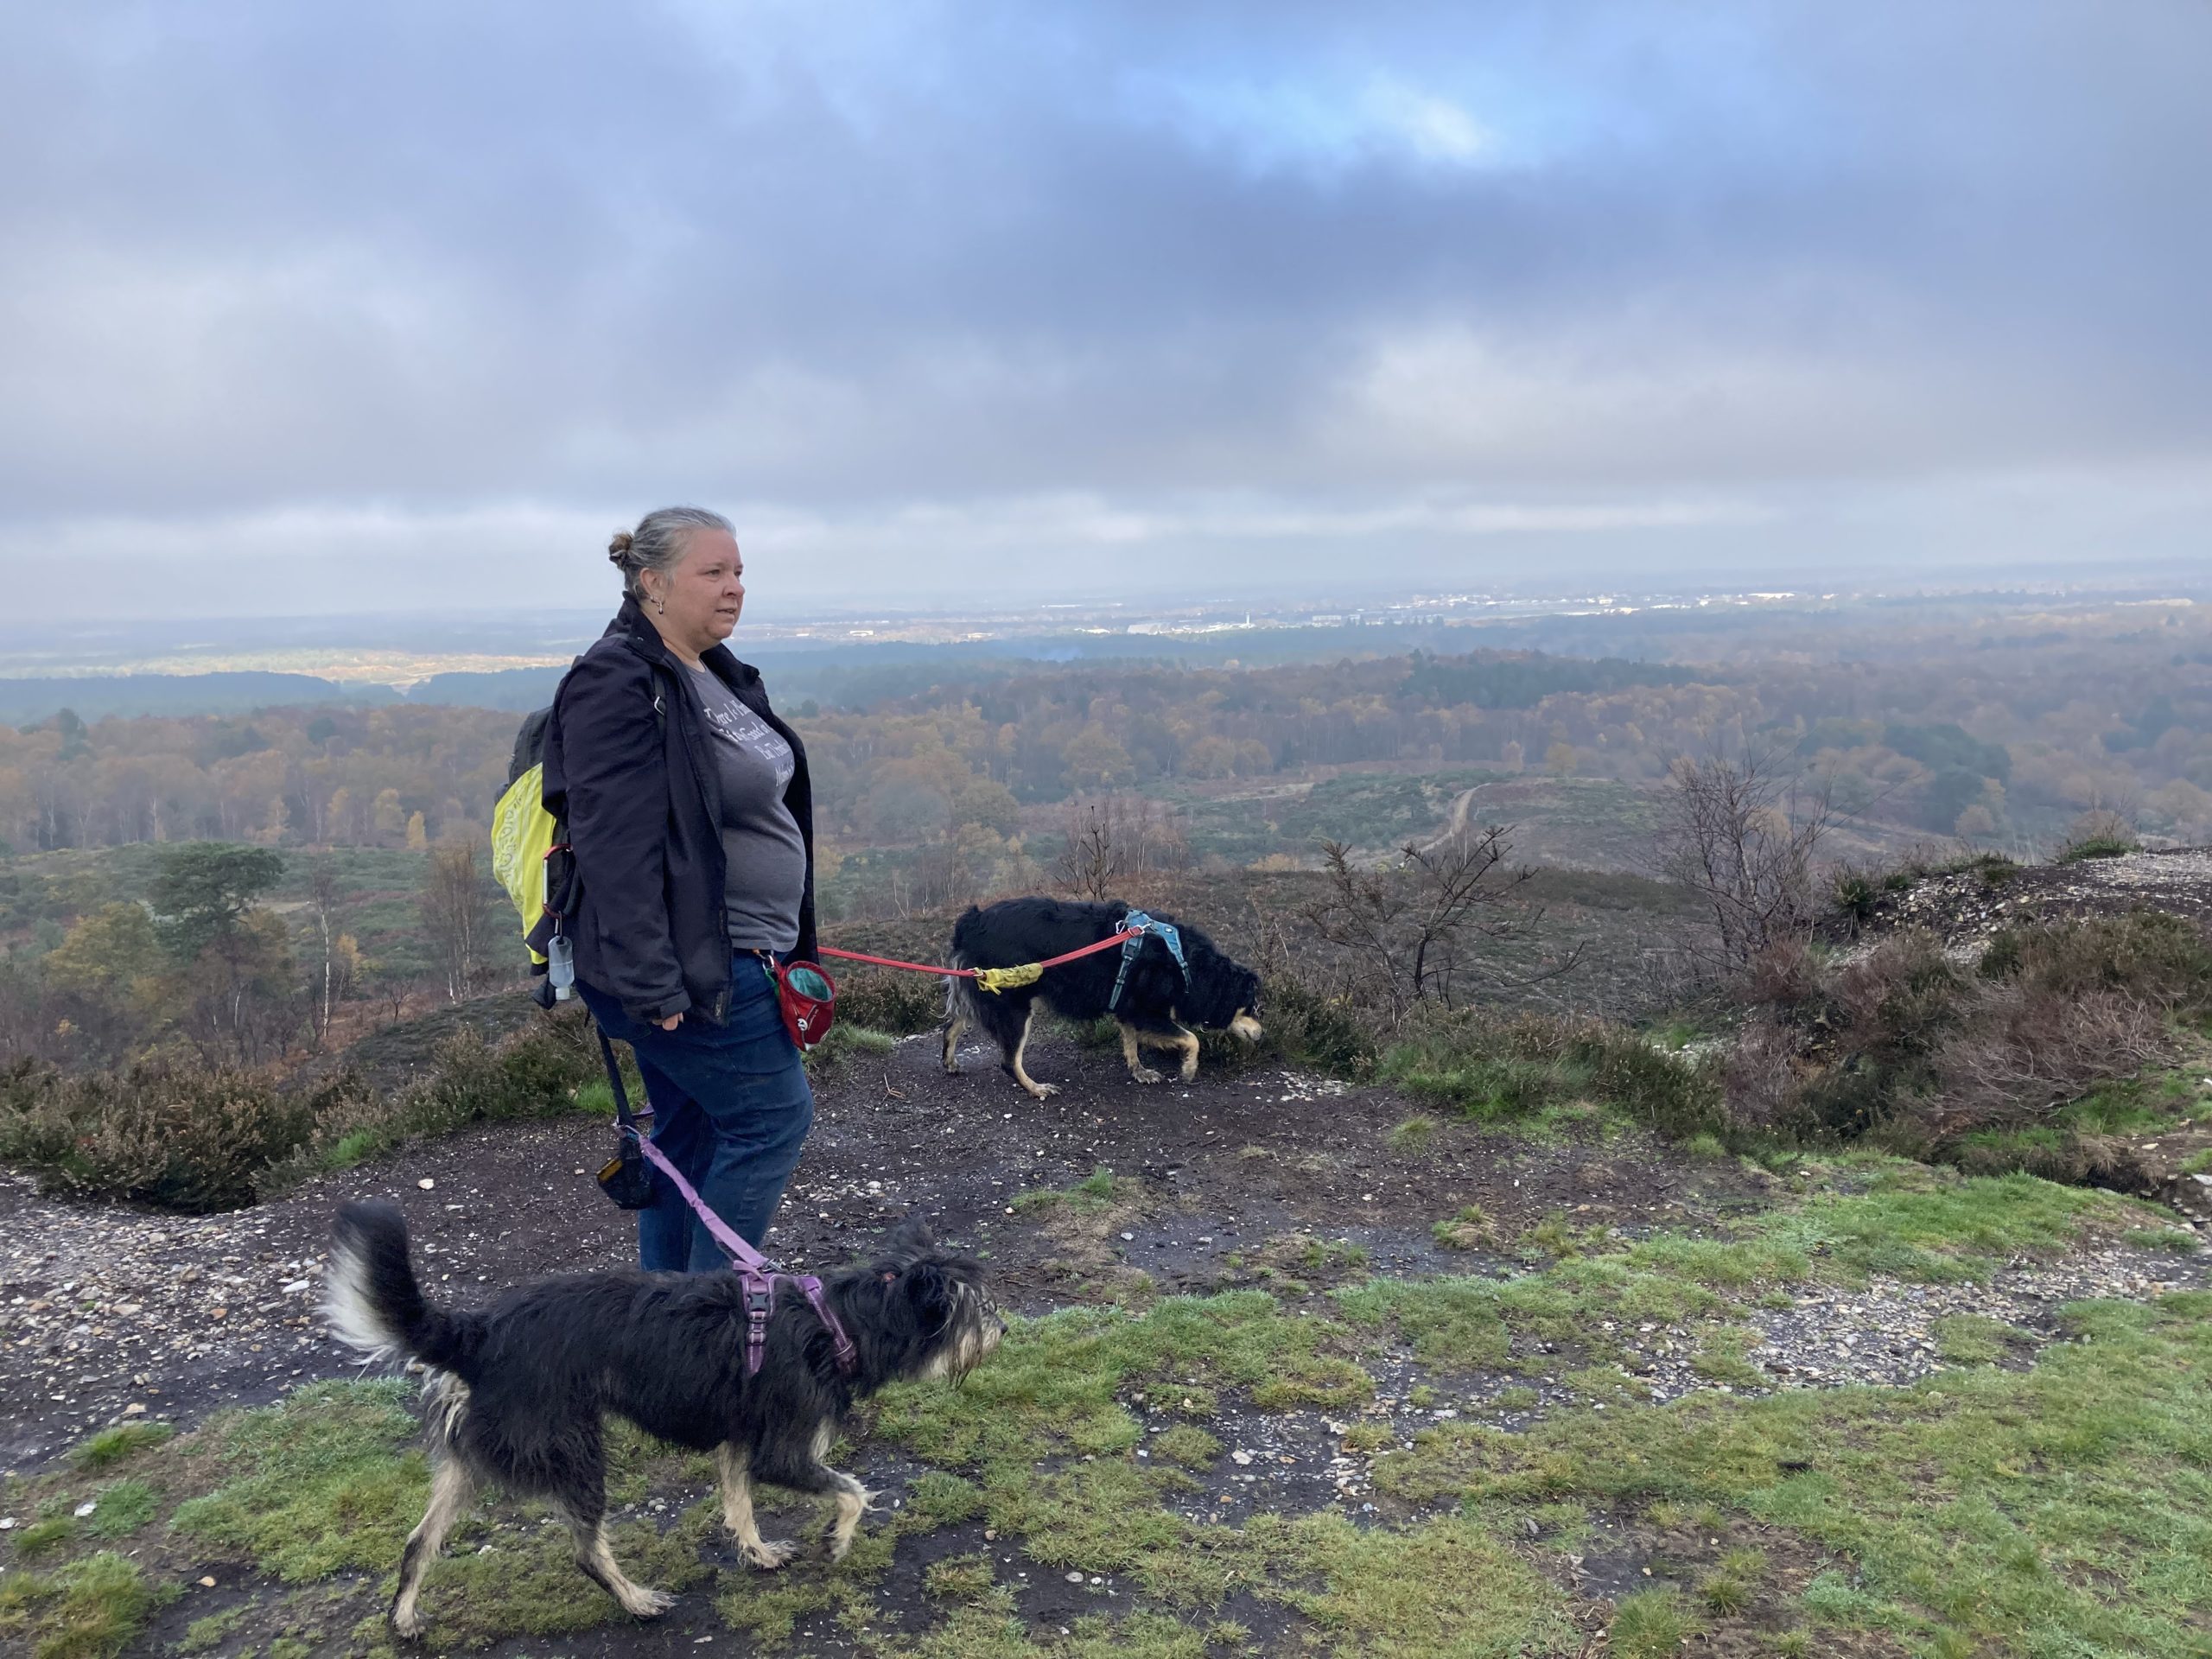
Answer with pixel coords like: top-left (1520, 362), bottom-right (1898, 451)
top-left (540, 599), bottom-right (817, 1027)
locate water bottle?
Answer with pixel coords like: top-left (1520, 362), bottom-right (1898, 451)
top-left (546, 931), bottom-right (575, 1001)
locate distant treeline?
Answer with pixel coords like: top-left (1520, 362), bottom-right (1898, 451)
top-left (3, 613), bottom-right (2209, 857)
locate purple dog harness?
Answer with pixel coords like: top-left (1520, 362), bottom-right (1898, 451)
top-left (628, 1129), bottom-right (858, 1376)
top-left (594, 1027), bottom-right (856, 1376)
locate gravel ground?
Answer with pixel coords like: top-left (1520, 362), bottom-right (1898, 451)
top-left (1843, 845), bottom-right (2212, 952)
top-left (1745, 1243), bottom-right (2208, 1390)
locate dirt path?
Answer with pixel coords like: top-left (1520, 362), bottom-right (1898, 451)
top-left (1, 1020), bottom-right (1772, 1471)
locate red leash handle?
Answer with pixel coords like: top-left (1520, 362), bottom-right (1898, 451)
top-left (818, 925), bottom-right (1141, 979)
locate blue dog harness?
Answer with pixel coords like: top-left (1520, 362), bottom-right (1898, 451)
top-left (1107, 909), bottom-right (1191, 1012)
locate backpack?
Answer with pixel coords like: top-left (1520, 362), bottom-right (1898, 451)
top-left (489, 707), bottom-right (569, 970)
top-left (490, 690), bottom-right (667, 976)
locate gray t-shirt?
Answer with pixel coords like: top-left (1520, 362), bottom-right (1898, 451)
top-left (685, 664), bottom-right (807, 952)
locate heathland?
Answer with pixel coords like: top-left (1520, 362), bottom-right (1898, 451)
top-left (3, 591), bottom-right (2211, 1656)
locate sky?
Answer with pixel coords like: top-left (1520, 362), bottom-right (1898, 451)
top-left (3, 1), bottom-right (2208, 620)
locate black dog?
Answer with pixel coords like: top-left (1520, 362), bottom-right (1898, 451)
top-left (943, 896), bottom-right (1263, 1099)
top-left (323, 1202), bottom-right (1002, 1639)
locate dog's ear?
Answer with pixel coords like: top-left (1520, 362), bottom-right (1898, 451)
top-left (883, 1215), bottom-right (937, 1263)
top-left (900, 1262), bottom-right (955, 1330)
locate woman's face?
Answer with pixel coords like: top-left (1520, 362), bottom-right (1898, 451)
top-left (646, 529), bottom-right (745, 653)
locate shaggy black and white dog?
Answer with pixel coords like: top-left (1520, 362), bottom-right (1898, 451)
top-left (323, 1201), bottom-right (1002, 1639)
top-left (944, 896), bottom-right (1263, 1100)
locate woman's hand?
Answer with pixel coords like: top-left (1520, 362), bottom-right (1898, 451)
top-left (657, 1013), bottom-right (683, 1032)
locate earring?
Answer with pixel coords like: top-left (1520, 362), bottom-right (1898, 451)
top-left (653, 596), bottom-right (667, 617)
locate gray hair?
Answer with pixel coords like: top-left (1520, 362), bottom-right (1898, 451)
top-left (607, 505), bottom-right (733, 601)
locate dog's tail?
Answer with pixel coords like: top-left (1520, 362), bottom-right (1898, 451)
top-left (945, 946), bottom-right (978, 1025)
top-left (324, 1199), bottom-right (471, 1373)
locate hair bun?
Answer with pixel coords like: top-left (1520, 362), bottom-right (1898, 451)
top-left (607, 530), bottom-right (634, 565)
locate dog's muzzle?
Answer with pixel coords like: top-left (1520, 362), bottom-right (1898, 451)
top-left (1228, 1012), bottom-right (1263, 1044)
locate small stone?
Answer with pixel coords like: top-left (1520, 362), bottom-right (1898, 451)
top-left (123, 1402), bottom-right (146, 1416)
top-left (198, 1576), bottom-right (217, 1588)
top-left (75, 1500), bottom-right (97, 1517)
top-left (1065, 1571), bottom-right (1085, 1583)
top-left (418, 1178), bottom-right (435, 1190)
top-left (1120, 1232), bottom-right (1135, 1242)
top-left (1231, 1449), bottom-right (1253, 1465)
top-left (0, 1518), bottom-right (15, 1530)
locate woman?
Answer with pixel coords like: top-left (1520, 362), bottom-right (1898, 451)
top-left (541, 505), bottom-right (819, 1271)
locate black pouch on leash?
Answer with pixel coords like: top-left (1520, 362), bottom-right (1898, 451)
top-left (591, 1027), bottom-right (659, 1211)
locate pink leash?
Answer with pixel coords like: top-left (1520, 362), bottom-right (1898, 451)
top-left (597, 1029), bottom-right (857, 1376)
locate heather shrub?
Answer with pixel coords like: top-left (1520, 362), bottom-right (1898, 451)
top-left (834, 966), bottom-right (946, 1036)
top-left (1, 1006), bottom-right (602, 1211)
top-left (0, 1058), bottom-right (333, 1211)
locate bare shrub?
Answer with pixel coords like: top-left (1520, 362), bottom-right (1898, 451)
top-left (1655, 737), bottom-right (1834, 976)
top-left (1925, 986), bottom-right (2168, 1138)
top-left (1722, 1012), bottom-right (1802, 1133)
top-left (1300, 826), bottom-right (1579, 1031)
top-left (1052, 796), bottom-right (1191, 902)
top-left (1733, 910), bottom-right (2212, 1159)
top-left (1739, 936), bottom-right (1820, 1008)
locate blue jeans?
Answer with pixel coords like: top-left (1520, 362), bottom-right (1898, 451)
top-left (579, 955), bottom-right (814, 1273)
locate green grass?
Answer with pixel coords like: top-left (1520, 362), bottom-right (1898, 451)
top-left (1009, 1165), bottom-right (1135, 1217)
top-left (416, 1503), bottom-right (717, 1648)
top-left (1930, 1313), bottom-right (2026, 1366)
top-left (1432, 1205), bottom-right (1500, 1251)
top-left (0, 1552), bottom-right (168, 1659)
top-left (924, 1554), bottom-right (998, 1601)
top-left (1754, 1165), bottom-right (2123, 1284)
top-left (79, 1481), bottom-right (158, 1541)
top-left (1610, 1588), bottom-right (1699, 1657)
top-left (1371, 1293), bottom-right (2212, 1656)
top-left (168, 1378), bottom-right (429, 1581)
top-left (1148, 1425), bottom-right (1223, 1469)
top-left (0, 1128), bottom-right (2189, 1656)
top-left (1386, 1115), bottom-right (1437, 1150)
top-left (1378, 1010), bottom-right (1724, 1140)
top-left (816, 1022), bottom-right (899, 1061)
top-left (1698, 1547), bottom-right (1764, 1614)
top-left (68, 1423), bottom-right (173, 1472)
top-left (2056, 835), bottom-right (2139, 864)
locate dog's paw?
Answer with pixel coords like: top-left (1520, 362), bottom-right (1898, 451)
top-left (1129, 1065), bottom-right (1162, 1084)
top-left (390, 1605), bottom-right (428, 1641)
top-left (742, 1538), bottom-right (799, 1571)
top-left (620, 1585), bottom-right (677, 1620)
top-left (1025, 1082), bottom-right (1059, 1100)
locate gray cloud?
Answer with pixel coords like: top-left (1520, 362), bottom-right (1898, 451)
top-left (2, 1), bottom-right (2206, 616)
